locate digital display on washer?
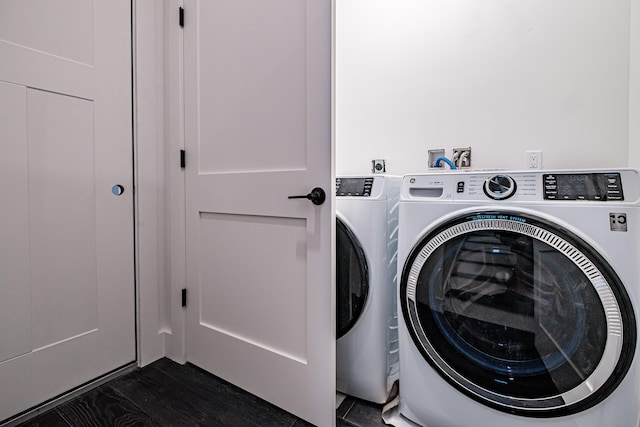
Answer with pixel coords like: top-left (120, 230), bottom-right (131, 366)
top-left (543, 173), bottom-right (623, 201)
top-left (336, 178), bottom-right (374, 197)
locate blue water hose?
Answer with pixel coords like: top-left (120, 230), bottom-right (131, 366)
top-left (433, 156), bottom-right (457, 170)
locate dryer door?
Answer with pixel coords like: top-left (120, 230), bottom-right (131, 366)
top-left (400, 211), bottom-right (636, 417)
top-left (336, 217), bottom-right (369, 338)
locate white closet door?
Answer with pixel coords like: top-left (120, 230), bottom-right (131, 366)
top-left (0, 0), bottom-right (135, 421)
top-left (183, 1), bottom-right (335, 425)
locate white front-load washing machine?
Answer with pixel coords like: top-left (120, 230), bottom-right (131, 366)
top-left (336, 175), bottom-right (400, 404)
top-left (397, 169), bottom-right (639, 426)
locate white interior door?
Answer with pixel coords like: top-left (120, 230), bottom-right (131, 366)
top-left (183, 1), bottom-right (334, 425)
top-left (0, 0), bottom-right (135, 421)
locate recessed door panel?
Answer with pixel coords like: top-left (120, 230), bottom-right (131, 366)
top-left (196, 0), bottom-right (307, 174)
top-left (27, 89), bottom-right (98, 349)
top-left (0, 81), bottom-right (30, 363)
top-left (199, 213), bottom-right (308, 362)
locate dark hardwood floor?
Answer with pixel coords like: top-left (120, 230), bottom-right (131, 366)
top-left (17, 358), bottom-right (388, 427)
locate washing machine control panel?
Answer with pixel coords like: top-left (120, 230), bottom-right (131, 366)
top-left (403, 170), bottom-right (637, 202)
top-left (543, 173), bottom-right (624, 201)
top-left (336, 177), bottom-right (374, 197)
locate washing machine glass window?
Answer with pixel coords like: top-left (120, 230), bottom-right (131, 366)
top-left (401, 211), bottom-right (636, 416)
top-left (336, 218), bottom-right (369, 338)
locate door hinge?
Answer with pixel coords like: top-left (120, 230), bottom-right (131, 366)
top-left (180, 149), bottom-right (186, 169)
top-left (179, 7), bottom-right (185, 27)
top-left (181, 288), bottom-right (187, 307)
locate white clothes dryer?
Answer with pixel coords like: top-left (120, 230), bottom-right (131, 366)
top-left (336, 175), bottom-right (400, 404)
top-left (397, 169), bottom-right (639, 426)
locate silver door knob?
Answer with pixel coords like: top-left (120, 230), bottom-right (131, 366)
top-left (112, 185), bottom-right (125, 196)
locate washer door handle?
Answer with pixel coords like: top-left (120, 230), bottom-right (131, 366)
top-left (288, 187), bottom-right (326, 206)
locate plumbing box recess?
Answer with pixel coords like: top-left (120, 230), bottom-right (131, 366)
top-left (428, 149), bottom-right (445, 168)
top-left (371, 159), bottom-right (386, 173)
top-left (452, 147), bottom-right (471, 168)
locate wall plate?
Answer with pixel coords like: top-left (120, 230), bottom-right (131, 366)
top-left (371, 159), bottom-right (386, 173)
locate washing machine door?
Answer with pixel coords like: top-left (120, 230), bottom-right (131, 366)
top-left (336, 217), bottom-right (369, 339)
top-left (401, 211), bottom-right (636, 417)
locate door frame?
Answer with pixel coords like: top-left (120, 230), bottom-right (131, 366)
top-left (134, 0), bottom-right (184, 366)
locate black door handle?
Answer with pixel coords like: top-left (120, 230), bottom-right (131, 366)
top-left (288, 187), bottom-right (326, 206)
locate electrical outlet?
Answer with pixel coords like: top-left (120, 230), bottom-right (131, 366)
top-left (526, 150), bottom-right (542, 169)
top-left (452, 147), bottom-right (471, 168)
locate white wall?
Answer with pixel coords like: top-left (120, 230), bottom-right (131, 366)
top-left (337, 0), bottom-right (635, 175)
top-left (631, 0), bottom-right (640, 168)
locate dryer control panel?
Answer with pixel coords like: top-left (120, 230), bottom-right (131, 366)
top-left (336, 177), bottom-right (374, 197)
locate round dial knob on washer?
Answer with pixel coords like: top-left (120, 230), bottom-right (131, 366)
top-left (483, 175), bottom-right (517, 200)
